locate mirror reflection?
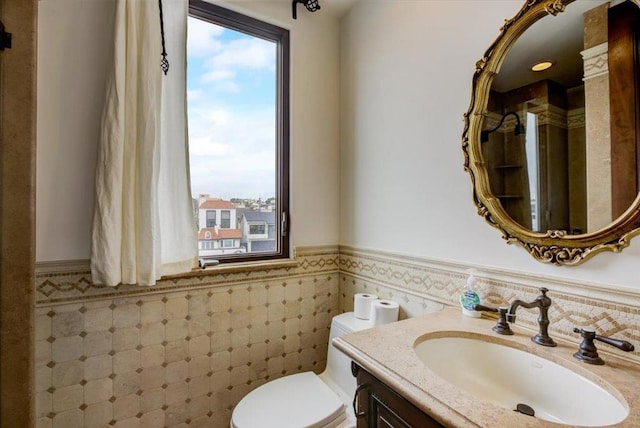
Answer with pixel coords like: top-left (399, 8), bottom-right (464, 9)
top-left (482, 0), bottom-right (640, 234)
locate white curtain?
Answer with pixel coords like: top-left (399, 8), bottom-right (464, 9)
top-left (92, 0), bottom-right (197, 286)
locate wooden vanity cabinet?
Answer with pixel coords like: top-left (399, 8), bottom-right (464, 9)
top-left (352, 363), bottom-right (444, 428)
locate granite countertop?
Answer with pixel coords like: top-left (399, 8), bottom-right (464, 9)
top-left (333, 307), bottom-right (640, 427)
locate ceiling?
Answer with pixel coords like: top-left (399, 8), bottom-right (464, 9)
top-left (492, 0), bottom-right (609, 93)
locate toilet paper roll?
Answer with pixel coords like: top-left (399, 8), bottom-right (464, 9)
top-left (354, 293), bottom-right (378, 319)
top-left (370, 300), bottom-right (400, 326)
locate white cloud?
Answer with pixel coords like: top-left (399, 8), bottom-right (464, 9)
top-left (188, 104), bottom-right (276, 198)
top-left (187, 17), bottom-right (224, 57)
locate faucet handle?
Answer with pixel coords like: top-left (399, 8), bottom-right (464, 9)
top-left (573, 327), bottom-right (635, 365)
top-left (473, 304), bottom-right (513, 336)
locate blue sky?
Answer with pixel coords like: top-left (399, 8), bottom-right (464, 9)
top-left (187, 17), bottom-right (276, 200)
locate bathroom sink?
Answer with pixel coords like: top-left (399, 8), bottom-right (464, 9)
top-left (413, 334), bottom-right (628, 426)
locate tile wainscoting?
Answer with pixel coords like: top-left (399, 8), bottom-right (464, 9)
top-left (35, 248), bottom-right (340, 428)
top-left (35, 245), bottom-right (640, 427)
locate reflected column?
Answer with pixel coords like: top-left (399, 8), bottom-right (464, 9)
top-left (581, 3), bottom-right (612, 232)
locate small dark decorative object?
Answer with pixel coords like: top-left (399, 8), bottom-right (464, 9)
top-left (480, 111), bottom-right (525, 143)
top-left (292, 0), bottom-right (321, 20)
top-left (158, 0), bottom-right (169, 75)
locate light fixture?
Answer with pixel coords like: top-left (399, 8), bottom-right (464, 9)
top-left (292, 0), bottom-right (320, 19)
top-left (531, 61), bottom-right (554, 72)
top-left (481, 112), bottom-right (525, 143)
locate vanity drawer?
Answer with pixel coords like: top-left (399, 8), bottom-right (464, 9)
top-left (353, 364), bottom-right (444, 428)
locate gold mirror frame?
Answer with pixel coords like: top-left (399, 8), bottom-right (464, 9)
top-left (462, 0), bottom-right (640, 266)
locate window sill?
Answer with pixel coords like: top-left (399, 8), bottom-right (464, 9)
top-left (163, 257), bottom-right (299, 280)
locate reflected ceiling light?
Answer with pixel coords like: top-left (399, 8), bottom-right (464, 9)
top-left (531, 61), bottom-right (554, 72)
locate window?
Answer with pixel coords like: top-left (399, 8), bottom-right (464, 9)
top-left (249, 224), bottom-right (265, 235)
top-left (220, 210), bottom-right (230, 229)
top-left (189, 0), bottom-right (289, 263)
top-left (204, 231), bottom-right (211, 239)
top-left (206, 210), bottom-right (216, 228)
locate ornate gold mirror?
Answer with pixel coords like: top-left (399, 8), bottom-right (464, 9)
top-left (463, 0), bottom-right (640, 265)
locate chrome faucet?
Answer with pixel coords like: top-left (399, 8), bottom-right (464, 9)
top-left (507, 287), bottom-right (556, 347)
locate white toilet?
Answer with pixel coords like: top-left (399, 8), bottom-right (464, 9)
top-left (230, 312), bottom-right (372, 428)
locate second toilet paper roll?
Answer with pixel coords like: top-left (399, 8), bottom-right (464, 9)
top-left (370, 300), bottom-right (400, 326)
top-left (354, 293), bottom-right (378, 319)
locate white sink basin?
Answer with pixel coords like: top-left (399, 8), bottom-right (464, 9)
top-left (414, 334), bottom-right (628, 426)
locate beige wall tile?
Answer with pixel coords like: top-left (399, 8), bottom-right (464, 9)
top-left (267, 284), bottom-right (285, 304)
top-left (113, 371), bottom-right (141, 397)
top-left (84, 377), bottom-right (112, 404)
top-left (113, 350), bottom-right (140, 374)
top-left (52, 360), bottom-right (84, 388)
top-left (36, 417), bottom-right (52, 428)
top-left (36, 314), bottom-right (52, 341)
top-left (52, 408), bottom-right (83, 428)
top-left (165, 403), bottom-right (188, 427)
top-left (139, 409), bottom-right (164, 428)
top-left (113, 304), bottom-right (139, 329)
top-left (83, 354), bottom-right (112, 381)
top-left (140, 365), bottom-right (165, 391)
top-left (249, 286), bottom-right (267, 307)
top-left (52, 336), bottom-right (83, 363)
top-left (140, 301), bottom-right (164, 324)
top-left (84, 401), bottom-right (112, 427)
top-left (112, 327), bottom-right (139, 352)
top-left (188, 315), bottom-right (210, 338)
top-left (83, 331), bottom-right (112, 357)
top-left (210, 292), bottom-right (230, 313)
top-left (140, 322), bottom-right (164, 347)
top-left (52, 384), bottom-right (83, 412)
top-left (140, 344), bottom-right (164, 368)
top-left (112, 394), bottom-right (140, 421)
top-left (36, 391), bottom-right (51, 418)
top-left (165, 319), bottom-right (188, 342)
top-left (188, 355), bottom-right (209, 379)
top-left (140, 387), bottom-right (164, 413)
top-left (188, 335), bottom-right (209, 358)
top-left (166, 360), bottom-right (188, 385)
top-left (113, 416), bottom-right (140, 428)
top-left (188, 295), bottom-right (209, 317)
top-left (165, 382), bottom-right (188, 406)
top-left (210, 351), bottom-right (230, 372)
top-left (84, 307), bottom-right (112, 333)
top-left (165, 297), bottom-right (188, 320)
top-left (165, 340), bottom-right (189, 363)
top-left (36, 366), bottom-right (51, 393)
top-left (187, 375), bottom-right (209, 399)
top-left (52, 311), bottom-right (83, 338)
top-left (36, 340), bottom-right (51, 368)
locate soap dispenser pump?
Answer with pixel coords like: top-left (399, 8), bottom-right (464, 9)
top-left (460, 269), bottom-right (481, 318)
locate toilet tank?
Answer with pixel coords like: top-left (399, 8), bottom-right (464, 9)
top-left (322, 312), bottom-right (372, 399)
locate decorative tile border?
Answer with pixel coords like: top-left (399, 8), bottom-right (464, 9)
top-left (37, 244), bottom-right (640, 360)
top-left (35, 246), bottom-right (339, 306)
top-left (339, 245), bottom-right (640, 361)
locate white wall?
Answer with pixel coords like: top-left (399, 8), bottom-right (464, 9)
top-left (339, 0), bottom-right (640, 289)
top-left (36, 0), bottom-right (341, 261)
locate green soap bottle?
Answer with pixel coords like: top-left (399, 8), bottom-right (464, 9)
top-left (460, 270), bottom-right (481, 318)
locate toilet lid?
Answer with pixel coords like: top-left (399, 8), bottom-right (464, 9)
top-left (231, 371), bottom-right (345, 428)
